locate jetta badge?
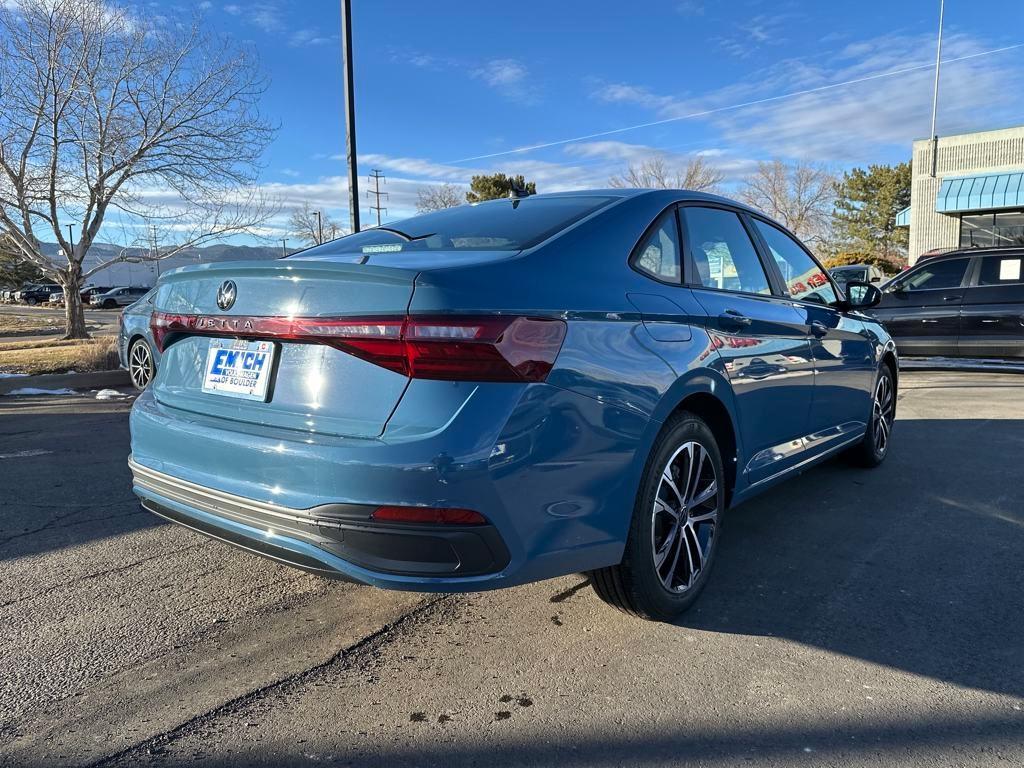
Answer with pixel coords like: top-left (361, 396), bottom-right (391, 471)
top-left (216, 280), bottom-right (237, 311)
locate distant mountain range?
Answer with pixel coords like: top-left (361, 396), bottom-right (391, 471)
top-left (38, 241), bottom-right (286, 270)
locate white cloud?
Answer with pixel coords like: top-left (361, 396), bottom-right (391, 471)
top-left (471, 58), bottom-right (537, 104)
top-left (586, 31), bottom-right (1024, 164)
top-left (197, 1), bottom-right (212, 10)
top-left (222, 4), bottom-right (241, 14)
top-left (289, 27), bottom-right (333, 47)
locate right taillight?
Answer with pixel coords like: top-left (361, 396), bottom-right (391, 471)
top-left (150, 312), bottom-right (566, 383)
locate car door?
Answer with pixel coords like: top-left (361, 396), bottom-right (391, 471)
top-left (959, 252), bottom-right (1024, 359)
top-left (679, 204), bottom-right (815, 486)
top-left (872, 257), bottom-right (971, 356)
top-left (749, 217), bottom-right (875, 439)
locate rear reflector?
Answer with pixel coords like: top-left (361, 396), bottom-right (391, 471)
top-left (371, 506), bottom-right (488, 525)
top-left (151, 312), bottom-right (566, 383)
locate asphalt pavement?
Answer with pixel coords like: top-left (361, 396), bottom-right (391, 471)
top-left (1, 371), bottom-right (1022, 767)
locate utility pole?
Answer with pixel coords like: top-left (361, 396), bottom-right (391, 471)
top-left (367, 169), bottom-right (388, 227)
top-left (281, 238), bottom-right (288, 258)
top-left (929, 0), bottom-right (945, 177)
top-left (66, 224), bottom-right (74, 255)
top-left (340, 0), bottom-right (360, 232)
top-left (313, 210), bottom-right (323, 244)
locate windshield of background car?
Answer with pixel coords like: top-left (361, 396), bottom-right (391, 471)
top-left (832, 268), bottom-right (867, 284)
top-left (294, 196), bottom-right (615, 257)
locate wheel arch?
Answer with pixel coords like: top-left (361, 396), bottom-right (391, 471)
top-left (651, 370), bottom-right (742, 508)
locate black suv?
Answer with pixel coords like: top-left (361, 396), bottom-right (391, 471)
top-left (18, 283), bottom-right (62, 305)
top-left (871, 247), bottom-right (1024, 359)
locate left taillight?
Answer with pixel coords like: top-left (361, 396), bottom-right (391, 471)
top-left (150, 312), bottom-right (566, 383)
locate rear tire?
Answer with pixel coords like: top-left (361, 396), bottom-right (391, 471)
top-left (590, 412), bottom-right (725, 621)
top-left (848, 365), bottom-right (895, 468)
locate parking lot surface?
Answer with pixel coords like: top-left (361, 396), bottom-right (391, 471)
top-left (1, 371), bottom-right (1022, 767)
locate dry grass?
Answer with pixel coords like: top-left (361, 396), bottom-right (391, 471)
top-left (0, 335), bottom-right (119, 375)
top-left (0, 313), bottom-right (64, 336)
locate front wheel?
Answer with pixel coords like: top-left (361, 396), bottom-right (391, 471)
top-left (590, 412), bottom-right (725, 621)
top-left (848, 365), bottom-right (895, 467)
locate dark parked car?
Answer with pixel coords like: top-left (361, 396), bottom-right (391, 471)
top-left (130, 190), bottom-right (897, 622)
top-left (18, 283), bottom-right (62, 305)
top-left (871, 247), bottom-right (1024, 358)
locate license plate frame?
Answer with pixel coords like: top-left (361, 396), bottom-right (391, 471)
top-left (201, 338), bottom-right (276, 402)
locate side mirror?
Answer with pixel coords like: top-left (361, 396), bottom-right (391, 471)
top-left (844, 280), bottom-right (881, 309)
top-left (870, 275), bottom-right (881, 283)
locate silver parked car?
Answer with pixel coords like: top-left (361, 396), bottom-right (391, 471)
top-left (90, 286), bottom-right (151, 309)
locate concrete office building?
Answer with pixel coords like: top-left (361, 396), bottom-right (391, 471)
top-left (899, 125), bottom-right (1024, 265)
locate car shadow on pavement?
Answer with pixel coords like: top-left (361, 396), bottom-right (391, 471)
top-left (0, 399), bottom-right (160, 563)
top-left (680, 417), bottom-right (1024, 700)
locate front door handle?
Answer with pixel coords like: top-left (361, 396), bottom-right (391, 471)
top-left (921, 319), bottom-right (938, 323)
top-left (981, 319), bottom-right (999, 324)
top-left (942, 295), bottom-right (961, 301)
top-left (810, 321), bottom-right (828, 338)
top-left (718, 310), bottom-right (751, 329)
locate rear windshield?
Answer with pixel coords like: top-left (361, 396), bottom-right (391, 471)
top-left (293, 196), bottom-right (615, 257)
top-left (831, 268), bottom-right (866, 283)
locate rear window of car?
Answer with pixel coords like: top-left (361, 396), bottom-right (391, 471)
top-left (978, 254), bottom-right (1024, 285)
top-left (294, 196), bottom-right (615, 257)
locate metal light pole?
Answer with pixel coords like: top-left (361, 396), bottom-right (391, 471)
top-left (929, 0), bottom-right (945, 177)
top-left (282, 238), bottom-right (288, 258)
top-left (313, 210), bottom-right (323, 244)
top-left (66, 224), bottom-right (74, 254)
top-left (340, 0), bottom-right (360, 233)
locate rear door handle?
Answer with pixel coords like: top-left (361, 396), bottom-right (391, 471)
top-left (942, 295), bottom-right (961, 301)
top-left (718, 310), bottom-right (751, 329)
top-left (921, 319), bottom-right (938, 323)
top-left (810, 321), bottom-right (828, 338)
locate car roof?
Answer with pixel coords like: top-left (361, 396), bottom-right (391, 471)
top-left (921, 246), bottom-right (1024, 261)
top-left (831, 264), bottom-right (871, 270)
top-left (524, 188), bottom-right (777, 222)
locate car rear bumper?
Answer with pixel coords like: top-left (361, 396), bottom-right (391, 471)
top-left (131, 459), bottom-right (511, 582)
top-left (129, 383), bottom-right (649, 591)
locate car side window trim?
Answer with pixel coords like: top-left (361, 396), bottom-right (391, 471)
top-left (627, 203), bottom-right (684, 286)
top-left (676, 201), bottom-right (782, 300)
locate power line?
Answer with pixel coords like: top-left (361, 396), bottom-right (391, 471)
top-left (444, 42), bottom-right (1024, 165)
top-left (367, 169), bottom-right (388, 226)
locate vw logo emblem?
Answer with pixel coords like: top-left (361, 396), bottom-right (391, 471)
top-left (216, 280), bottom-right (237, 311)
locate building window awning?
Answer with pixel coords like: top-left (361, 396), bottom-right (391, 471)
top-left (895, 206), bottom-right (911, 227)
top-left (936, 171), bottom-right (1024, 213)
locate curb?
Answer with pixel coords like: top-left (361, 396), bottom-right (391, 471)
top-left (0, 368), bottom-right (131, 395)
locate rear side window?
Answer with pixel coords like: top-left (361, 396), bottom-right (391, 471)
top-left (682, 207), bottom-right (771, 295)
top-left (295, 196), bottom-right (614, 257)
top-left (896, 258), bottom-right (969, 291)
top-left (978, 254), bottom-right (1024, 285)
top-left (753, 220), bottom-right (838, 306)
top-left (631, 210), bottom-right (680, 282)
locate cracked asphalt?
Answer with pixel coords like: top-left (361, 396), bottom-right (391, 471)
top-left (1, 371), bottom-right (1023, 767)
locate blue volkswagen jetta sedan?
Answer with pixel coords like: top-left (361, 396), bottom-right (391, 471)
top-left (129, 190), bottom-right (896, 621)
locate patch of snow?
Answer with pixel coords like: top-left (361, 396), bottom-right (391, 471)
top-left (0, 449), bottom-right (53, 459)
top-left (95, 388), bottom-right (130, 400)
top-left (4, 387), bottom-right (77, 396)
top-left (0, 372), bottom-right (29, 378)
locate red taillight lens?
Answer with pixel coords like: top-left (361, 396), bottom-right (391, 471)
top-left (371, 506), bottom-right (488, 525)
top-left (150, 312), bottom-right (566, 383)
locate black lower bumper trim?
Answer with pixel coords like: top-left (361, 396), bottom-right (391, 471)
top-left (140, 497), bottom-right (511, 579)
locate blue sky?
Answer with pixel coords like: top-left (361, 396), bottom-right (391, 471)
top-left (168, 0), bottom-right (1024, 238)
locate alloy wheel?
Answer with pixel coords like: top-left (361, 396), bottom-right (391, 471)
top-left (129, 341), bottom-right (154, 389)
top-left (651, 441), bottom-right (719, 593)
top-left (872, 373), bottom-right (894, 455)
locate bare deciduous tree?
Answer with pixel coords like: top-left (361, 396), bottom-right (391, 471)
top-left (289, 202), bottom-right (342, 246)
top-left (0, 0), bottom-right (275, 337)
top-left (608, 155), bottom-right (724, 193)
top-left (739, 160), bottom-right (837, 247)
top-left (416, 183), bottom-right (463, 212)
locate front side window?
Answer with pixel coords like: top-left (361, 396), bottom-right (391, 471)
top-left (892, 258), bottom-right (969, 291)
top-left (978, 254), bottom-right (1024, 285)
top-left (682, 207), bottom-right (771, 295)
top-left (631, 210), bottom-right (680, 282)
top-left (753, 220), bottom-right (838, 306)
